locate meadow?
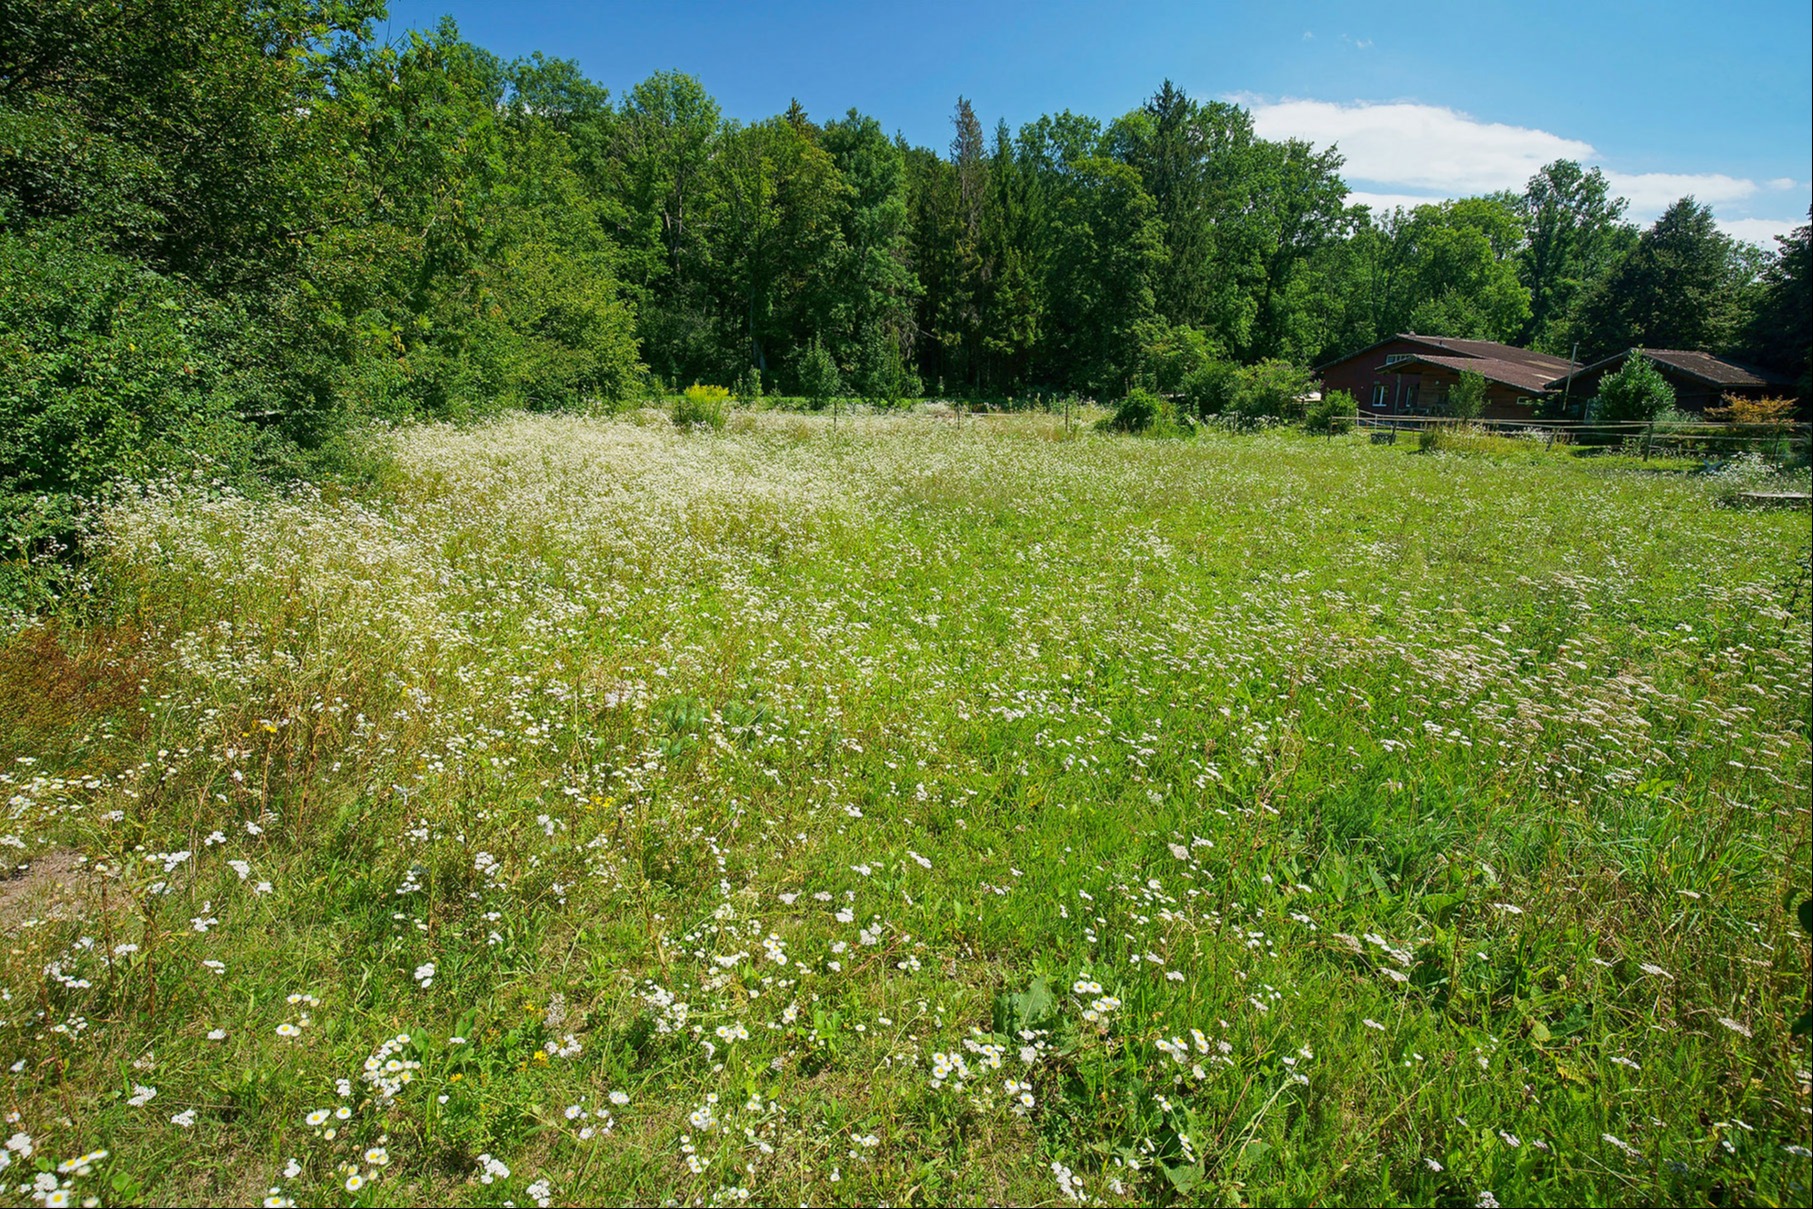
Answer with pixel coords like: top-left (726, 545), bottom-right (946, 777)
top-left (2, 411), bottom-right (1809, 1207)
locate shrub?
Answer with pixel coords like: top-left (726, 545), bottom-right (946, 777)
top-left (1591, 354), bottom-right (1676, 423)
top-left (1448, 370), bottom-right (1487, 420)
top-left (671, 383), bottom-right (729, 430)
top-left (734, 367), bottom-right (764, 405)
top-left (1181, 359), bottom-right (1316, 427)
top-left (1099, 387), bottom-right (1192, 436)
top-left (0, 227), bottom-right (284, 550)
top-left (1305, 389), bottom-right (1358, 434)
top-left (1706, 394), bottom-right (1798, 430)
top-left (1233, 359), bottom-right (1316, 423)
top-left (1181, 360), bottom-right (1239, 418)
top-left (797, 338), bottom-right (843, 412)
top-left (1103, 387), bottom-right (1161, 433)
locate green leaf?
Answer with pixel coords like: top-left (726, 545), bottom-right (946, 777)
top-left (1163, 1159), bottom-right (1205, 1191)
top-left (995, 974), bottom-right (1057, 1034)
top-left (1235, 1140), bottom-right (1272, 1170)
top-left (1421, 891), bottom-right (1464, 925)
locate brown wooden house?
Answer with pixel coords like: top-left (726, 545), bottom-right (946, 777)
top-left (1315, 334), bottom-right (1579, 420)
top-left (1555, 349), bottom-right (1793, 414)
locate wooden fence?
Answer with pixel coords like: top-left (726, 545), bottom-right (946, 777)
top-left (1354, 415), bottom-right (1813, 462)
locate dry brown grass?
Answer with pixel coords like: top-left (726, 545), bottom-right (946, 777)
top-left (0, 620), bottom-right (150, 766)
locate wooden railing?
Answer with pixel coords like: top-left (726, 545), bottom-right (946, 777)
top-left (1354, 414), bottom-right (1813, 460)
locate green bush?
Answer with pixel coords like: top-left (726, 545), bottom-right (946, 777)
top-left (1306, 389), bottom-right (1358, 434)
top-left (734, 367), bottom-right (764, 405)
top-left (0, 227), bottom-right (284, 548)
top-left (1181, 360), bottom-right (1239, 418)
top-left (1103, 387), bottom-right (1161, 432)
top-left (1448, 370), bottom-right (1487, 420)
top-left (1235, 359), bottom-right (1316, 422)
top-left (1591, 354), bottom-right (1677, 423)
top-left (1183, 358), bottom-right (1318, 426)
top-left (797, 338), bottom-right (843, 412)
top-left (671, 383), bottom-right (730, 430)
top-left (1100, 387), bottom-right (1192, 436)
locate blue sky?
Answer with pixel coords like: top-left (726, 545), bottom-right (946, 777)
top-left (384, 0), bottom-right (1811, 243)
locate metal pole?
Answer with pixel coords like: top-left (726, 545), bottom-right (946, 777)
top-left (1561, 342), bottom-right (1579, 419)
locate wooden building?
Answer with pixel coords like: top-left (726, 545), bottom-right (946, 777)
top-left (1315, 334), bottom-right (1579, 420)
top-left (1557, 349), bottom-right (1793, 414)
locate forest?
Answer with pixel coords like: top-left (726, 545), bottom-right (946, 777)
top-left (3, 1), bottom-right (1810, 546)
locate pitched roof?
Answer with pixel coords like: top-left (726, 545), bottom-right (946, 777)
top-left (1314, 332), bottom-right (1578, 376)
top-left (1409, 337), bottom-right (1577, 376)
top-left (1557, 348), bottom-right (1793, 390)
top-left (1384, 353), bottom-right (1561, 394)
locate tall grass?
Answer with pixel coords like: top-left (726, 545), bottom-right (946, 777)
top-left (2, 416), bottom-right (1807, 1206)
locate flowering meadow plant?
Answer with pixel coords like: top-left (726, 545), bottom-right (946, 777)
top-left (0, 412), bottom-right (1807, 1205)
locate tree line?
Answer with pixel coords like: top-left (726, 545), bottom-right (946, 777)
top-left (3, 3), bottom-right (1809, 549)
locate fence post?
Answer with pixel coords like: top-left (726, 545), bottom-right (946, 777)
top-left (1642, 421), bottom-right (1652, 461)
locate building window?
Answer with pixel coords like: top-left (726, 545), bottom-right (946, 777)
top-left (1404, 384), bottom-right (1420, 411)
top-left (1384, 353), bottom-right (1414, 365)
top-left (1371, 384), bottom-right (1388, 408)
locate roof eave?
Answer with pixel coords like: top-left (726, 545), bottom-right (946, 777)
top-left (1556, 349), bottom-right (1787, 391)
top-left (1383, 358), bottom-right (1552, 394)
top-left (1311, 333), bottom-right (1445, 373)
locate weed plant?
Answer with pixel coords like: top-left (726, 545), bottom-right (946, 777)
top-left (671, 385), bottom-right (731, 432)
top-left (1, 416), bottom-right (1808, 1206)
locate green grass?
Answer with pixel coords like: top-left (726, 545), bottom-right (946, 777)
top-left (3, 413), bottom-right (1809, 1207)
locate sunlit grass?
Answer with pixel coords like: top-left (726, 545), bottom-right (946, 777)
top-left (2, 412), bottom-right (1808, 1207)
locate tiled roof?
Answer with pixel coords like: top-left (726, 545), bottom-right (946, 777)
top-left (1385, 354), bottom-right (1560, 394)
top-left (1404, 336), bottom-right (1578, 376)
top-left (1557, 349), bottom-right (1793, 390)
top-left (1316, 333), bottom-right (1579, 376)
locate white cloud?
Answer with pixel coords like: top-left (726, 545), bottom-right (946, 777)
top-left (1767, 177), bottom-right (1797, 189)
top-left (1718, 217), bottom-right (1801, 246)
top-left (1603, 171), bottom-right (1755, 212)
top-left (1244, 98), bottom-right (1785, 227)
top-left (1249, 99), bottom-right (1591, 196)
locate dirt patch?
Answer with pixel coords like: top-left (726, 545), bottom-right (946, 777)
top-left (0, 848), bottom-right (94, 932)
